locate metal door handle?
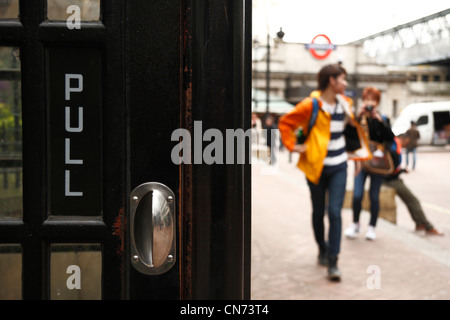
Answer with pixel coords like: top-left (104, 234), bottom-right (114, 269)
top-left (130, 182), bottom-right (176, 275)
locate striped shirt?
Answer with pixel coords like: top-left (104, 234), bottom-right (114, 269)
top-left (321, 99), bottom-right (348, 172)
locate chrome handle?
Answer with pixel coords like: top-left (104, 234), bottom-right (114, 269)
top-left (130, 182), bottom-right (176, 275)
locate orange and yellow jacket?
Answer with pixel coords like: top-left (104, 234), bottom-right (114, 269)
top-left (278, 91), bottom-right (369, 184)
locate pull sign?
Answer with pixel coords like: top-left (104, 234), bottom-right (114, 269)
top-left (48, 47), bottom-right (102, 216)
top-left (130, 182), bottom-right (176, 275)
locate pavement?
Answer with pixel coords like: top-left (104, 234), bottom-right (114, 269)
top-left (250, 145), bottom-right (450, 300)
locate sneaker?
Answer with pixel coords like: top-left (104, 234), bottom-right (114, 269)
top-left (328, 266), bottom-right (341, 281)
top-left (344, 223), bottom-right (360, 239)
top-left (415, 224), bottom-right (426, 232)
top-left (365, 226), bottom-right (376, 240)
top-left (327, 255), bottom-right (341, 282)
top-left (426, 228), bottom-right (444, 236)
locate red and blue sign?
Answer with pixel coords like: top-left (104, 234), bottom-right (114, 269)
top-left (305, 34), bottom-right (337, 60)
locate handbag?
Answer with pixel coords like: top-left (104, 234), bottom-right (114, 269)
top-left (360, 115), bottom-right (394, 175)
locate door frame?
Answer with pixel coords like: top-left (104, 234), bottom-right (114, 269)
top-left (179, 0), bottom-right (253, 299)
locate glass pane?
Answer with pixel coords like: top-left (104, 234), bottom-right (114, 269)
top-left (0, 0), bottom-right (19, 19)
top-left (0, 47), bottom-right (22, 219)
top-left (0, 244), bottom-right (22, 300)
top-left (50, 243), bottom-right (101, 300)
top-left (47, 0), bottom-right (100, 21)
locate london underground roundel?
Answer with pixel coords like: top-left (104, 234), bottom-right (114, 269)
top-left (305, 34), bottom-right (337, 60)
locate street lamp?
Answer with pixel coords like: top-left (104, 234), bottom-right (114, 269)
top-left (265, 28), bottom-right (285, 115)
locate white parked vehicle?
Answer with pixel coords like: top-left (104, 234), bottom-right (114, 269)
top-left (391, 101), bottom-right (450, 145)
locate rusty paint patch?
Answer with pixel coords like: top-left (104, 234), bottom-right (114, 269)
top-left (113, 204), bottom-right (126, 256)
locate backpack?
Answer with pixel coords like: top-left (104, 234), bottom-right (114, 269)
top-left (296, 98), bottom-right (319, 144)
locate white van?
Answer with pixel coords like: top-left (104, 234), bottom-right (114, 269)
top-left (392, 101), bottom-right (450, 146)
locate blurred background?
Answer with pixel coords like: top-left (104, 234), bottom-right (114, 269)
top-left (251, 0), bottom-right (450, 142)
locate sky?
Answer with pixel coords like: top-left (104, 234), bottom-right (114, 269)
top-left (252, 0), bottom-right (450, 45)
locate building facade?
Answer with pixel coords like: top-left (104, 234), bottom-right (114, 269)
top-left (253, 36), bottom-right (450, 120)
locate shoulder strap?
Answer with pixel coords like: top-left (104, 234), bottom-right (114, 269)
top-left (307, 98), bottom-right (319, 135)
top-left (360, 114), bottom-right (370, 140)
top-left (336, 94), bottom-right (356, 125)
top-left (297, 98), bottom-right (319, 144)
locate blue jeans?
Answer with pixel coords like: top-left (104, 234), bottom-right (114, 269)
top-left (307, 167), bottom-right (347, 257)
top-left (405, 148), bottom-right (417, 169)
top-left (352, 169), bottom-right (384, 227)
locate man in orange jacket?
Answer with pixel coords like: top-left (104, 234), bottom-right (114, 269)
top-left (278, 63), bottom-right (369, 281)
